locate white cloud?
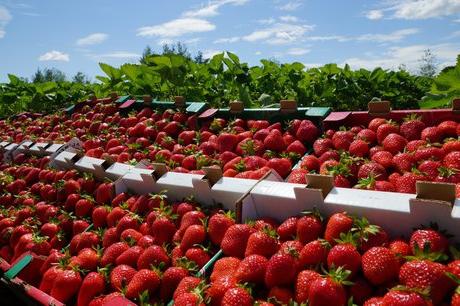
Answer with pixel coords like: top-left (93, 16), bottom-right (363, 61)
top-left (202, 49), bottom-right (223, 59)
top-left (376, 0), bottom-right (460, 20)
top-left (356, 28), bottom-right (419, 42)
top-left (255, 51), bottom-right (262, 55)
top-left (137, 18), bottom-right (216, 38)
top-left (183, 0), bottom-right (249, 18)
top-left (38, 50), bottom-right (70, 62)
top-left (214, 36), bottom-right (240, 43)
top-left (306, 35), bottom-right (348, 42)
top-left (277, 0), bottom-right (302, 11)
top-left (76, 33), bottom-right (108, 46)
top-left (243, 22), bottom-right (314, 44)
top-left (258, 17), bottom-right (276, 25)
top-left (454, 18), bottom-right (460, 22)
top-left (303, 62), bottom-right (323, 68)
top-left (0, 6), bottom-right (12, 38)
top-left (366, 9), bottom-right (384, 20)
top-left (343, 43), bottom-right (459, 71)
top-left (279, 15), bottom-right (299, 22)
top-left (286, 47), bottom-right (310, 55)
top-left (446, 30), bottom-right (460, 39)
top-left (97, 51), bottom-right (140, 59)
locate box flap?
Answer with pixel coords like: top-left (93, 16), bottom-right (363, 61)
top-left (174, 96), bottom-right (186, 108)
top-left (199, 108), bottom-right (218, 119)
top-left (229, 101), bottom-right (244, 113)
top-left (306, 174), bottom-right (333, 198)
top-left (203, 166), bottom-right (223, 186)
top-left (415, 181), bottom-right (456, 205)
top-left (368, 100), bottom-right (391, 115)
top-left (151, 162), bottom-right (168, 179)
top-left (119, 99), bottom-right (136, 109)
top-left (452, 97), bottom-right (460, 113)
top-left (280, 99), bottom-right (297, 113)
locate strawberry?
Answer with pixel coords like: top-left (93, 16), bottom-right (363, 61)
top-left (95, 182), bottom-right (113, 204)
top-left (221, 224), bottom-right (255, 258)
top-left (348, 277), bottom-right (373, 305)
top-left (295, 120), bottom-right (319, 144)
top-left (295, 269), bottom-right (321, 303)
top-left (180, 224), bottom-right (206, 251)
top-left (77, 270), bottom-right (106, 306)
top-left (438, 120), bottom-right (458, 137)
top-left (266, 157), bottom-right (292, 178)
top-left (185, 247), bottom-right (210, 268)
top-left (418, 160), bottom-right (442, 180)
top-left (442, 138), bottom-right (460, 153)
top-left (396, 172), bottom-right (425, 194)
top-left (349, 139), bottom-right (369, 157)
top-left (264, 129), bottom-right (286, 152)
top-left (173, 276), bottom-right (202, 300)
top-left (382, 133), bottom-right (407, 155)
top-left (160, 266), bottom-right (189, 301)
top-left (414, 146), bottom-right (445, 162)
top-left (268, 286), bottom-right (293, 305)
top-left (327, 239), bottom-right (361, 277)
top-left (308, 267), bottom-right (350, 306)
top-left (232, 254), bottom-right (268, 284)
top-left (100, 242), bottom-right (129, 266)
top-left (444, 151), bottom-right (460, 169)
top-left (376, 122), bottom-right (399, 144)
top-left (358, 162), bottom-right (387, 180)
top-left (40, 266), bottom-right (62, 294)
top-left (313, 138), bottom-right (334, 156)
top-left (125, 269), bottom-right (161, 300)
top-left (296, 213), bottom-right (323, 244)
top-left (50, 267), bottom-right (82, 303)
top-left (389, 239), bottom-right (412, 265)
top-left (245, 227), bottom-right (280, 258)
top-left (406, 139), bottom-right (427, 152)
top-left (300, 155), bottom-right (321, 172)
top-left (400, 115), bottom-right (426, 141)
top-left (206, 212), bottom-right (235, 246)
top-left (324, 212), bottom-right (353, 245)
top-left (151, 215), bottom-right (177, 245)
top-left (382, 289), bottom-right (428, 306)
top-left (264, 251), bottom-right (297, 288)
top-left (179, 210), bottom-right (206, 234)
top-left (75, 197), bottom-right (94, 218)
top-left (409, 228), bottom-right (448, 253)
top-left (357, 128), bottom-right (377, 144)
top-left (92, 205), bottom-right (111, 228)
top-left (393, 152), bottom-right (415, 173)
top-left (74, 248), bottom-right (100, 271)
top-left (299, 239), bottom-right (330, 267)
top-left (210, 257), bottom-right (241, 282)
top-left (332, 130), bottom-right (354, 150)
top-left (115, 245), bottom-right (144, 268)
top-left (102, 227), bottom-right (118, 248)
top-left (137, 245), bottom-right (170, 269)
top-left (421, 126), bottom-right (442, 143)
top-left (362, 247), bottom-right (399, 285)
top-left (277, 217), bottom-right (298, 241)
top-left (287, 168), bottom-right (308, 183)
top-left (110, 264), bottom-right (137, 291)
top-left (286, 140), bottom-right (307, 156)
top-left (368, 118), bottom-right (387, 131)
top-left (221, 287), bottom-right (253, 306)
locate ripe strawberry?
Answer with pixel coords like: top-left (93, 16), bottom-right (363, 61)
top-left (400, 115), bottom-right (426, 141)
top-left (414, 146), bottom-right (445, 162)
top-left (102, 227), bottom-right (118, 248)
top-left (287, 168), bottom-right (308, 183)
top-left (222, 287), bottom-right (253, 306)
top-left (399, 259), bottom-right (453, 304)
top-left (92, 205), bottom-right (111, 228)
top-left (418, 160), bottom-right (442, 180)
top-left (75, 197), bottom-right (94, 218)
top-left (327, 241), bottom-right (361, 277)
top-left (324, 212), bottom-right (353, 245)
top-left (382, 133), bottom-right (407, 155)
top-left (421, 126), bottom-right (442, 143)
top-left (295, 269), bottom-right (321, 303)
top-left (100, 242), bottom-right (129, 267)
top-left (362, 247), bottom-right (399, 285)
top-left (277, 217), bottom-right (298, 241)
top-left (296, 120), bottom-right (319, 144)
top-left (348, 277), bottom-right (373, 305)
top-left (308, 267), bottom-right (350, 306)
top-left (74, 248), bottom-right (100, 271)
top-left (368, 118), bottom-right (387, 131)
top-left (300, 155), bottom-right (321, 172)
top-left (396, 172), bottom-right (424, 194)
top-left (382, 289), bottom-right (428, 306)
top-left (137, 245), bottom-right (170, 269)
top-left (357, 129), bottom-right (377, 144)
top-left (208, 211), bottom-right (235, 246)
top-left (264, 251), bottom-right (297, 288)
top-left (50, 268), bottom-right (82, 303)
top-left (369, 151), bottom-right (392, 169)
top-left (358, 162), bottom-right (387, 180)
top-left (233, 254), bottom-right (268, 284)
top-left (406, 139), bottom-right (427, 152)
top-left (299, 239), bottom-right (330, 267)
top-left (409, 228), bottom-right (448, 253)
top-left (349, 139), bottom-right (369, 157)
top-left (264, 129), bottom-right (286, 152)
top-left (313, 138), bottom-right (334, 156)
top-left (173, 276), bottom-right (202, 300)
top-left (245, 227), bottom-right (280, 258)
top-left (444, 151), bottom-right (460, 169)
top-left (115, 245), bottom-right (144, 268)
top-left (268, 286), bottom-right (293, 305)
top-left (110, 264), bottom-right (137, 291)
top-left (442, 138), bottom-right (460, 153)
top-left (185, 247), bottom-right (210, 268)
top-left (376, 122), bottom-right (399, 144)
top-left (179, 210), bottom-right (206, 234)
top-left (77, 271), bottom-right (106, 306)
top-left (296, 213), bottom-right (323, 244)
top-left (211, 257), bottom-right (241, 282)
top-left (393, 152), bottom-right (415, 173)
top-left (160, 266), bottom-right (189, 301)
top-left (266, 157), bottom-right (292, 178)
top-left (332, 130), bottom-right (354, 150)
top-left (286, 140), bottom-right (307, 156)
top-left (95, 182), bottom-right (113, 204)
top-left (125, 269), bottom-right (161, 300)
top-left (221, 224), bottom-right (254, 258)
top-left (438, 120), bottom-right (458, 137)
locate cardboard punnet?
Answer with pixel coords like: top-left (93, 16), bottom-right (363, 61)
top-left (48, 137), bottom-right (83, 168)
top-left (2, 143), bottom-right (19, 164)
top-left (52, 150), bottom-right (80, 170)
top-left (154, 171), bottom-right (205, 201)
top-left (0, 141), bottom-right (10, 151)
top-left (12, 140), bottom-right (34, 157)
top-left (116, 161), bottom-right (160, 195)
top-left (28, 142), bottom-right (51, 156)
top-left (44, 143), bottom-right (65, 155)
top-left (74, 156), bottom-right (111, 180)
top-left (105, 162), bottom-right (134, 180)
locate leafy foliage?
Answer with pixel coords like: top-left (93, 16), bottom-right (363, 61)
top-left (0, 51), bottom-right (439, 118)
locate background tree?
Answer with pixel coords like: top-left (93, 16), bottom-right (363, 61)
top-left (72, 72), bottom-right (90, 84)
top-left (32, 68), bottom-right (66, 83)
top-left (418, 49), bottom-right (437, 77)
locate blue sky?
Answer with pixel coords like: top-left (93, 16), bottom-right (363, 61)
top-left (0, 0), bottom-right (459, 82)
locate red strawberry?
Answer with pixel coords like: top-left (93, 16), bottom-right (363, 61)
top-left (264, 129), bottom-right (286, 152)
top-left (277, 217), bottom-right (298, 241)
top-left (160, 266), bottom-right (189, 301)
top-left (245, 227), bottom-right (280, 258)
top-left (151, 215), bottom-right (177, 245)
top-left (300, 155), bottom-right (321, 172)
top-left (110, 264), bottom-right (137, 291)
top-left (221, 287), bottom-right (253, 306)
top-left (287, 168), bottom-right (308, 183)
top-left (400, 115), bottom-right (426, 141)
top-left (137, 245), bottom-right (170, 269)
top-left (332, 131), bottom-right (354, 150)
top-left (421, 126), bottom-right (442, 143)
top-left (324, 212), bottom-right (353, 245)
top-left (414, 146), bottom-right (445, 162)
top-left (389, 239), bottom-right (412, 265)
top-left (295, 120), bottom-right (319, 144)
top-left (313, 138), bottom-right (334, 156)
top-left (327, 241), bottom-right (361, 277)
top-left (444, 151), bottom-right (460, 169)
top-left (264, 251), bottom-right (297, 288)
top-left (286, 140), bottom-right (307, 156)
top-left (371, 151), bottom-right (393, 168)
top-left (376, 122), bottom-right (399, 144)
top-left (357, 129), bottom-right (377, 144)
top-left (267, 157), bottom-right (292, 178)
top-left (308, 267), bottom-right (350, 306)
top-left (77, 271), bottom-right (106, 306)
top-left (349, 139), bottom-right (369, 157)
top-left (382, 289), bottom-right (428, 306)
top-left (115, 245), bottom-right (144, 268)
top-left (368, 118), bottom-right (387, 131)
top-left (207, 212), bottom-right (235, 246)
top-left (396, 172), bottom-right (425, 194)
top-left (409, 228), bottom-right (448, 253)
top-left (438, 120), bottom-right (458, 137)
top-left (207, 275), bottom-right (238, 304)
top-left (358, 162), bottom-right (387, 180)
top-left (185, 247), bottom-right (210, 268)
top-left (173, 276), bottom-right (202, 300)
top-left (362, 247), bottom-right (399, 285)
top-left (100, 242), bottom-right (129, 267)
top-left (348, 277), bottom-right (373, 305)
top-left (418, 160), bottom-right (442, 179)
top-left (221, 224), bottom-right (255, 258)
top-left (295, 269), bottom-right (321, 303)
top-left (210, 257), bottom-right (241, 282)
top-left (50, 268), bottom-right (82, 303)
top-left (299, 239), bottom-right (330, 267)
top-left (393, 153), bottom-right (415, 173)
top-left (382, 133), bottom-right (407, 155)
top-left (125, 269), bottom-right (161, 300)
top-left (296, 213), bottom-right (323, 244)
top-left (234, 254), bottom-right (268, 284)
top-left (180, 224), bottom-right (206, 251)
top-left (268, 286), bottom-right (293, 305)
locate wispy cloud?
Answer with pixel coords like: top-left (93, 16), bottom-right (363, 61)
top-left (277, 0), bottom-right (303, 11)
top-left (202, 49), bottom-right (223, 59)
top-left (258, 17), bottom-right (276, 25)
top-left (76, 33), bottom-right (108, 46)
top-left (214, 36), bottom-right (241, 43)
top-left (286, 47), bottom-right (310, 56)
top-left (137, 18), bottom-right (215, 38)
top-left (38, 50), bottom-right (70, 62)
top-left (279, 15), bottom-right (299, 22)
top-left (304, 28), bottom-right (419, 43)
top-left (366, 10), bottom-right (383, 20)
top-left (96, 51), bottom-right (140, 59)
top-left (183, 0), bottom-right (249, 18)
top-left (0, 5), bottom-right (12, 39)
top-left (367, 0), bottom-right (460, 20)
